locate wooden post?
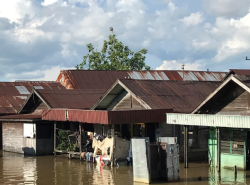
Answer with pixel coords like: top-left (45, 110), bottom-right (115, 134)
top-left (111, 124), bottom-right (115, 167)
top-left (54, 122), bottom-right (56, 157)
top-left (234, 165), bottom-right (237, 180)
top-left (217, 127), bottom-right (221, 172)
top-left (184, 125), bottom-right (188, 168)
top-left (79, 123), bottom-right (82, 160)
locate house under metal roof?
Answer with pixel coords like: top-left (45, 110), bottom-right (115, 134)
top-left (19, 89), bottom-right (106, 114)
top-left (92, 79), bottom-right (221, 113)
top-left (56, 70), bottom-right (227, 90)
top-left (0, 81), bottom-right (65, 114)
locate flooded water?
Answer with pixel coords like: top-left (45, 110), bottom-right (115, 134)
top-left (1, 150), bottom-right (250, 185)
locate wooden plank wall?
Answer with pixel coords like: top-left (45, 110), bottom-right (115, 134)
top-left (109, 92), bottom-right (145, 111)
top-left (2, 122), bottom-right (24, 154)
top-left (217, 89), bottom-right (250, 115)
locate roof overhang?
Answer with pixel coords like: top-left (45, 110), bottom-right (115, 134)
top-left (0, 114), bottom-right (41, 122)
top-left (166, 113), bottom-right (250, 129)
top-left (42, 108), bottom-right (173, 124)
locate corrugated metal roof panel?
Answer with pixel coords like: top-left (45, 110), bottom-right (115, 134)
top-left (36, 89), bottom-right (105, 109)
top-left (0, 82), bottom-right (65, 115)
top-left (166, 113), bottom-right (250, 128)
top-left (119, 79), bottom-right (221, 113)
top-left (58, 70), bottom-right (227, 90)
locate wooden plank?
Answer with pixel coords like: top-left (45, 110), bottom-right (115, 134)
top-left (54, 122), bottom-right (56, 157)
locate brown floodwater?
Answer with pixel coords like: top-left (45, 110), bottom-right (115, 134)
top-left (1, 150), bottom-right (250, 185)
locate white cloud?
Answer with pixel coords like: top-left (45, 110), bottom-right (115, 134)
top-left (168, 2), bottom-right (177, 12)
top-left (212, 12), bottom-right (250, 61)
top-left (156, 60), bottom-right (202, 71)
top-left (6, 66), bottom-right (73, 81)
top-left (0, 0), bottom-right (37, 23)
top-left (42, 0), bottom-right (59, 6)
top-left (181, 12), bottom-right (204, 26)
top-left (1, 0), bottom-right (250, 81)
top-left (204, 0), bottom-right (250, 17)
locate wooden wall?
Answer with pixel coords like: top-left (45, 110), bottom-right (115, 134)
top-left (215, 87), bottom-right (250, 115)
top-left (108, 92), bottom-right (145, 111)
top-left (2, 122), bottom-right (24, 154)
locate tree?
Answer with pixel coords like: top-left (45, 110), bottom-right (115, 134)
top-left (76, 27), bottom-right (151, 70)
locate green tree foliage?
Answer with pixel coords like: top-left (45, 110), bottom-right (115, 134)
top-left (76, 27), bottom-right (151, 70)
top-left (56, 129), bottom-right (77, 151)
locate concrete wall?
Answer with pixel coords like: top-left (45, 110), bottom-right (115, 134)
top-left (2, 122), bottom-right (54, 156)
top-left (3, 122), bottom-right (24, 154)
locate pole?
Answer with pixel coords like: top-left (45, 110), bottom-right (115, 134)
top-left (79, 123), bottom-right (82, 160)
top-left (184, 125), bottom-right (188, 168)
top-left (54, 122), bottom-right (56, 157)
top-left (217, 127), bottom-right (221, 172)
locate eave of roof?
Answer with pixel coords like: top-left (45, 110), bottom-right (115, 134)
top-left (0, 114), bottom-right (41, 122)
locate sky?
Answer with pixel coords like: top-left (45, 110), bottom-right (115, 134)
top-left (0, 0), bottom-right (250, 81)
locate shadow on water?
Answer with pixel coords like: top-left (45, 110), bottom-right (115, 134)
top-left (0, 150), bottom-right (250, 185)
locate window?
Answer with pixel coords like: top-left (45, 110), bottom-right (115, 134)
top-left (15, 86), bottom-right (30, 94)
top-left (221, 129), bottom-right (244, 155)
top-left (23, 123), bottom-right (36, 138)
top-left (34, 86), bottom-right (44, 89)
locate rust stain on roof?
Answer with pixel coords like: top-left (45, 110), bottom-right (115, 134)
top-left (0, 82), bottom-right (65, 115)
top-left (118, 79), bottom-right (221, 113)
top-left (57, 70), bottom-right (227, 90)
top-left (35, 89), bottom-right (106, 110)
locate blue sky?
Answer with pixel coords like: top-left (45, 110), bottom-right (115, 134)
top-left (0, 0), bottom-right (250, 81)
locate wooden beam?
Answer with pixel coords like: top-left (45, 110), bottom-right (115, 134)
top-left (184, 126), bottom-right (188, 168)
top-left (54, 121), bottom-right (56, 157)
top-left (79, 123), bottom-right (82, 160)
top-left (217, 127), bottom-right (221, 172)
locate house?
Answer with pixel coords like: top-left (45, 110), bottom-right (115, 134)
top-left (91, 79), bottom-right (221, 143)
top-left (0, 88), bottom-right (104, 155)
top-left (166, 74), bottom-right (250, 170)
top-left (0, 81), bottom-right (65, 150)
top-left (40, 79), bottom-right (220, 159)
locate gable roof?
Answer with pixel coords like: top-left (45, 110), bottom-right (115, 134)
top-left (92, 79), bottom-right (221, 113)
top-left (223, 69), bottom-right (250, 80)
top-left (57, 70), bottom-right (227, 90)
top-left (0, 81), bottom-right (65, 114)
top-left (19, 89), bottom-right (105, 113)
top-left (192, 74), bottom-right (250, 114)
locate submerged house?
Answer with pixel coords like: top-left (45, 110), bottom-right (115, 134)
top-left (166, 74), bottom-right (250, 170)
top-left (0, 70), bottom-right (227, 156)
top-left (0, 81), bottom-right (65, 149)
top-left (91, 79), bottom-right (221, 144)
top-left (0, 88), bottom-right (104, 155)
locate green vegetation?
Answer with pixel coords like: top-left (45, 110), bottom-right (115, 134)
top-left (56, 129), bottom-right (77, 151)
top-left (76, 27), bottom-right (151, 70)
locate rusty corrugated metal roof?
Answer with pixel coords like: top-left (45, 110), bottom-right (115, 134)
top-left (35, 89), bottom-right (105, 110)
top-left (57, 70), bottom-right (227, 90)
top-left (101, 79), bottom-right (221, 113)
top-left (0, 81), bottom-right (65, 114)
top-left (41, 109), bottom-right (173, 124)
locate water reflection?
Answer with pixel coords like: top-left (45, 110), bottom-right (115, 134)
top-left (0, 150), bottom-right (250, 185)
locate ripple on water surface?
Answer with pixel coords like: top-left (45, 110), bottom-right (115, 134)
top-left (1, 151), bottom-right (250, 185)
